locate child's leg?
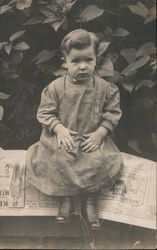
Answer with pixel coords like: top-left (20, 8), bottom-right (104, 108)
top-left (56, 196), bottom-right (72, 223)
top-left (86, 192), bottom-right (101, 230)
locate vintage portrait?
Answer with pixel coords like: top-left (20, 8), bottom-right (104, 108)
top-left (0, 0), bottom-right (156, 249)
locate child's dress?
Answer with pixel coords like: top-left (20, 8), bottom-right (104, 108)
top-left (26, 75), bottom-right (123, 196)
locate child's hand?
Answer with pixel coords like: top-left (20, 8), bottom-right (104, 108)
top-left (80, 131), bottom-right (103, 153)
top-left (54, 124), bottom-right (78, 151)
top-left (81, 127), bottom-right (108, 153)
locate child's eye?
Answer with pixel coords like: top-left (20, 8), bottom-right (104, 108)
top-left (86, 58), bottom-right (93, 62)
top-left (71, 59), bottom-right (79, 63)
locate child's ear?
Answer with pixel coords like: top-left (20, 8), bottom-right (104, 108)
top-left (61, 57), bottom-right (68, 69)
top-left (61, 56), bottom-right (65, 62)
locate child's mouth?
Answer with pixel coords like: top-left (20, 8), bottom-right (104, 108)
top-left (77, 73), bottom-right (88, 78)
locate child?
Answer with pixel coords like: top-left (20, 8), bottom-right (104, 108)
top-left (26, 29), bottom-right (123, 230)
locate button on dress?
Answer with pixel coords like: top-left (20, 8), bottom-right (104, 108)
top-left (26, 75), bottom-right (123, 196)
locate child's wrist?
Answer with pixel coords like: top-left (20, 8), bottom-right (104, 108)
top-left (53, 123), bottom-right (64, 134)
top-left (96, 126), bottom-right (108, 138)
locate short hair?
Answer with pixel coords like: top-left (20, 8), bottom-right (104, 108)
top-left (60, 29), bottom-right (99, 56)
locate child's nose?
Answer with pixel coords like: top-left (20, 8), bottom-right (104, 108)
top-left (80, 62), bottom-right (87, 70)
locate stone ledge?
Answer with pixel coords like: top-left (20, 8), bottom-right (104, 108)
top-left (0, 221), bottom-right (155, 249)
top-left (0, 216), bottom-right (84, 238)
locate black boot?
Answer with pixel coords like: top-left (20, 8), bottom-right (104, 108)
top-left (86, 193), bottom-right (101, 230)
top-left (56, 196), bottom-right (72, 223)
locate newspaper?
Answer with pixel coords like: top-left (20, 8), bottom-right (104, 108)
top-left (24, 181), bottom-right (59, 216)
top-left (0, 149), bottom-right (156, 229)
top-left (0, 149), bottom-right (25, 208)
top-left (98, 153), bottom-right (156, 229)
top-left (0, 149), bottom-right (58, 216)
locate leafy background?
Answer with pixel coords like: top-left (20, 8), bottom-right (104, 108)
top-left (0, 0), bottom-right (156, 161)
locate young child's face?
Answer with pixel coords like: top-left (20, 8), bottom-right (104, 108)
top-left (65, 45), bottom-right (97, 83)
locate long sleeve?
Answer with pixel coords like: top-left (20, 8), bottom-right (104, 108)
top-left (100, 83), bottom-right (122, 132)
top-left (37, 84), bottom-right (61, 133)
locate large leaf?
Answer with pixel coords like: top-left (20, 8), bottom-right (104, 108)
top-left (79, 5), bottom-right (104, 22)
top-left (51, 17), bottom-right (65, 31)
top-left (103, 26), bottom-right (113, 37)
top-left (54, 0), bottom-right (77, 12)
top-left (34, 50), bottom-right (56, 64)
top-left (128, 2), bottom-right (148, 18)
top-left (10, 53), bottom-right (23, 65)
top-left (55, 0), bottom-right (65, 5)
top-left (8, 0), bottom-right (19, 5)
top-left (0, 106), bottom-right (4, 121)
top-left (51, 21), bottom-right (62, 31)
top-left (62, 17), bottom-right (69, 31)
top-left (13, 41), bottom-right (30, 50)
top-left (40, 8), bottom-right (58, 21)
top-left (0, 92), bottom-right (10, 100)
top-left (121, 56), bottom-right (150, 76)
top-left (114, 28), bottom-right (130, 37)
top-left (0, 5), bottom-right (12, 15)
top-left (5, 43), bottom-right (12, 55)
top-left (36, 0), bottom-right (48, 4)
top-left (63, 0), bottom-right (77, 13)
top-left (121, 81), bottom-right (134, 93)
top-left (107, 52), bottom-right (118, 64)
top-left (144, 5), bottom-right (156, 24)
top-left (135, 80), bottom-right (156, 91)
top-left (22, 7), bottom-right (32, 16)
top-left (24, 17), bottom-right (44, 25)
top-left (0, 42), bottom-right (8, 50)
top-left (136, 43), bottom-right (156, 58)
top-left (150, 58), bottom-right (157, 75)
top-left (97, 58), bottom-right (114, 77)
top-left (16, 0), bottom-right (32, 10)
top-left (120, 48), bottom-right (136, 64)
top-left (98, 40), bottom-right (110, 56)
top-left (46, 1), bottom-right (58, 13)
top-left (9, 30), bottom-right (25, 42)
top-left (42, 18), bottom-right (54, 24)
top-left (108, 70), bottom-right (123, 84)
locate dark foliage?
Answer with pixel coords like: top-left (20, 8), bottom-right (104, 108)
top-left (0, 0), bottom-right (156, 161)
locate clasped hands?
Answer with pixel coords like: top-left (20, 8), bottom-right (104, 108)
top-left (54, 124), bottom-right (108, 152)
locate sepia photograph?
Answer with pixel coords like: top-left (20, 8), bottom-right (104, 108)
top-left (0, 0), bottom-right (156, 249)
